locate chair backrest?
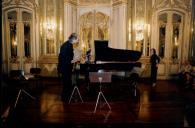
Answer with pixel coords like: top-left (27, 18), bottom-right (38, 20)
top-left (30, 68), bottom-right (41, 75)
top-left (10, 70), bottom-right (24, 79)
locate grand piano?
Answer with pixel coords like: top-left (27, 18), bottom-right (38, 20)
top-left (80, 40), bottom-right (142, 73)
top-left (77, 41), bottom-right (142, 111)
top-left (78, 40), bottom-right (142, 99)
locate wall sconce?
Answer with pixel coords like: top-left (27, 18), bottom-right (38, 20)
top-left (174, 36), bottom-right (178, 46)
top-left (81, 43), bottom-right (86, 54)
top-left (12, 37), bottom-right (17, 56)
top-left (135, 22), bottom-right (144, 41)
top-left (128, 19), bottom-right (131, 41)
top-left (42, 19), bottom-right (56, 40)
top-left (147, 24), bottom-right (150, 37)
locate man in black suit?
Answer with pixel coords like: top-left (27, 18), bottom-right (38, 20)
top-left (58, 33), bottom-right (78, 102)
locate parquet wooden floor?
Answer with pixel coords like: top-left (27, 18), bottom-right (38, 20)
top-left (1, 77), bottom-right (195, 127)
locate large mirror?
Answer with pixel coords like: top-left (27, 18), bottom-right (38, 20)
top-left (22, 11), bottom-right (32, 57)
top-left (8, 11), bottom-right (17, 57)
top-left (158, 13), bottom-right (167, 58)
top-left (172, 14), bottom-right (181, 60)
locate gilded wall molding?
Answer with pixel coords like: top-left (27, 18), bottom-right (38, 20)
top-left (79, 0), bottom-right (111, 4)
top-left (38, 55), bottom-right (58, 64)
top-left (152, 0), bottom-right (191, 12)
top-left (112, 0), bottom-right (127, 6)
top-left (64, 0), bottom-right (77, 5)
top-left (2, 0), bottom-right (38, 9)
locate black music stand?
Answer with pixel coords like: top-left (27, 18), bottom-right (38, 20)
top-left (10, 70), bottom-right (36, 108)
top-left (68, 86), bottom-right (83, 104)
top-left (14, 88), bottom-right (35, 108)
top-left (69, 69), bottom-right (83, 104)
top-left (89, 71), bottom-right (112, 113)
top-left (129, 73), bottom-right (139, 97)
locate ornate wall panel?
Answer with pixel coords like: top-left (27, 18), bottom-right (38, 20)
top-left (64, 1), bottom-right (77, 41)
top-left (39, 0), bottom-right (64, 56)
top-left (111, 2), bottom-right (127, 49)
top-left (127, 0), bottom-right (151, 56)
top-left (79, 11), bottom-right (109, 55)
top-left (38, 0), bottom-right (64, 76)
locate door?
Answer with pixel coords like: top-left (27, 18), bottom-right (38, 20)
top-left (5, 8), bottom-right (33, 73)
top-left (157, 11), bottom-right (184, 76)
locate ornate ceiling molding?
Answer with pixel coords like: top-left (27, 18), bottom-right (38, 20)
top-left (64, 0), bottom-right (127, 6)
top-left (79, 0), bottom-right (111, 4)
top-left (2, 0), bottom-right (38, 9)
top-left (112, 0), bottom-right (127, 6)
top-left (64, 0), bottom-right (77, 5)
top-left (152, 0), bottom-right (191, 12)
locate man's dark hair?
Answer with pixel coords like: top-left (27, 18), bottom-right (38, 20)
top-left (152, 48), bottom-right (156, 54)
top-left (69, 33), bottom-right (77, 40)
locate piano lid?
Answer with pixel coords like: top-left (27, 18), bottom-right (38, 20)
top-left (80, 62), bottom-right (142, 72)
top-left (94, 40), bottom-right (142, 62)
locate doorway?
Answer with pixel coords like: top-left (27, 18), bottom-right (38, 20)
top-left (3, 8), bottom-right (34, 73)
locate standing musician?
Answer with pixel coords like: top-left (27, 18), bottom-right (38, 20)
top-left (58, 33), bottom-right (79, 102)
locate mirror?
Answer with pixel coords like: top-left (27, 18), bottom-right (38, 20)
top-left (22, 11), bottom-right (32, 57)
top-left (158, 13), bottom-right (167, 58)
top-left (172, 14), bottom-right (181, 60)
top-left (8, 11), bottom-right (17, 57)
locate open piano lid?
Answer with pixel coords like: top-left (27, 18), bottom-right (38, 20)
top-left (94, 40), bottom-right (142, 62)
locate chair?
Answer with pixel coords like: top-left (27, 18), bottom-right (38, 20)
top-left (30, 68), bottom-right (41, 77)
top-left (9, 70), bottom-right (35, 108)
top-left (89, 70), bottom-right (112, 113)
top-left (29, 68), bottom-right (42, 89)
top-left (10, 70), bottom-right (25, 80)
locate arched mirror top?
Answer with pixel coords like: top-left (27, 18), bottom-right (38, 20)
top-left (22, 11), bottom-right (32, 21)
top-left (7, 10), bottom-right (17, 21)
top-left (158, 13), bottom-right (167, 23)
top-left (173, 13), bottom-right (182, 23)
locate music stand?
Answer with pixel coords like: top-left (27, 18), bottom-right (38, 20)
top-left (89, 71), bottom-right (112, 113)
top-left (129, 73), bottom-right (139, 97)
top-left (69, 68), bottom-right (83, 104)
top-left (10, 70), bottom-right (36, 108)
top-left (68, 86), bottom-right (83, 104)
top-left (14, 89), bottom-right (36, 108)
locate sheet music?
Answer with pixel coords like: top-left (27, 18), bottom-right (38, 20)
top-left (24, 74), bottom-right (34, 80)
top-left (71, 48), bottom-right (82, 63)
